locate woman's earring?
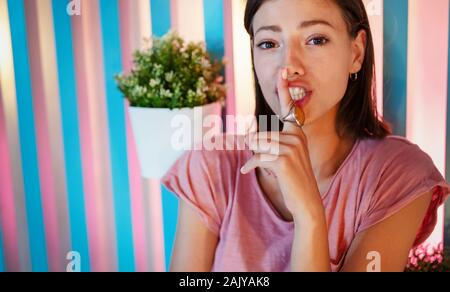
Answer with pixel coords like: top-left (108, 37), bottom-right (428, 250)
top-left (350, 72), bottom-right (358, 81)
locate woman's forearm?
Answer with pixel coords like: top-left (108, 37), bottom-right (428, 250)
top-left (291, 209), bottom-right (331, 272)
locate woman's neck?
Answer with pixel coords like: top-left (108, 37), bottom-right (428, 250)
top-left (302, 112), bottom-right (355, 183)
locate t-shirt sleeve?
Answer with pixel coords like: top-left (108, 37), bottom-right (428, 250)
top-left (357, 143), bottom-right (450, 246)
top-left (161, 150), bottom-right (227, 236)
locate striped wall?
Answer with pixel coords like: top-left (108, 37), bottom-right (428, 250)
top-left (0, 0), bottom-right (449, 272)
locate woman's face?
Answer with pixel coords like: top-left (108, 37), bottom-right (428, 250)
top-left (252, 0), bottom-right (366, 126)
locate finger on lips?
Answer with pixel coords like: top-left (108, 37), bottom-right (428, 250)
top-left (278, 68), bottom-right (305, 134)
top-left (241, 68), bottom-right (307, 175)
top-left (278, 68), bottom-right (293, 117)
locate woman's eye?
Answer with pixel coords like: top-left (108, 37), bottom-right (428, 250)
top-left (307, 37), bottom-right (329, 46)
top-left (257, 41), bottom-right (277, 50)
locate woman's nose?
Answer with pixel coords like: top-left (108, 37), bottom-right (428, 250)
top-left (282, 40), bottom-right (306, 77)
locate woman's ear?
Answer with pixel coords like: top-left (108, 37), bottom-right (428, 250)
top-left (350, 30), bottom-right (367, 73)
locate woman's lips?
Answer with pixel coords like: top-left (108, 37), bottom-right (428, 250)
top-left (293, 90), bottom-right (312, 107)
top-left (275, 87), bottom-right (312, 107)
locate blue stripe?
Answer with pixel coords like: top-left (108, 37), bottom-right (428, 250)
top-left (99, 0), bottom-right (135, 272)
top-left (161, 185), bottom-right (179, 270)
top-left (0, 226), bottom-right (4, 272)
top-left (150, 0), bottom-right (171, 37)
top-left (383, 0), bottom-right (408, 136)
top-left (203, 0), bottom-right (226, 132)
top-left (203, 0), bottom-right (224, 61)
top-left (51, 0), bottom-right (90, 272)
top-left (7, 0), bottom-right (48, 272)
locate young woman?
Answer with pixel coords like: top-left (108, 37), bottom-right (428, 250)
top-left (162, 0), bottom-right (450, 272)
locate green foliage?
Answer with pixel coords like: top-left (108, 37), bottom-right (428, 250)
top-left (116, 31), bottom-right (226, 109)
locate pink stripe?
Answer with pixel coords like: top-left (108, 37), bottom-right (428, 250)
top-left (0, 86), bottom-right (20, 272)
top-left (152, 0), bottom-right (172, 270)
top-left (366, 1), bottom-right (384, 116)
top-left (90, 2), bottom-right (117, 271)
top-left (406, 0), bottom-right (449, 246)
top-left (119, 0), bottom-right (133, 75)
top-left (147, 179), bottom-right (165, 271)
top-left (71, 10), bottom-right (97, 271)
top-left (170, 0), bottom-right (178, 29)
top-left (223, 0), bottom-right (236, 133)
top-left (125, 109), bottom-right (148, 271)
top-left (118, 0), bottom-right (148, 272)
top-left (73, 0), bottom-right (117, 271)
top-left (24, 0), bottom-right (61, 272)
top-left (72, 1), bottom-right (116, 271)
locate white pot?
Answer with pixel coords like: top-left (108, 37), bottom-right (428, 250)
top-left (128, 101), bottom-right (223, 179)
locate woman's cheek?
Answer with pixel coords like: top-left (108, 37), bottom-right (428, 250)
top-left (318, 76), bottom-right (349, 112)
top-left (255, 60), bottom-right (279, 109)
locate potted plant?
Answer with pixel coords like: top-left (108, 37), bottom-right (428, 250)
top-left (116, 31), bottom-right (225, 179)
top-left (405, 243), bottom-right (450, 272)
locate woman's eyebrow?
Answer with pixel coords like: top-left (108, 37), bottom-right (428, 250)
top-left (254, 25), bottom-right (281, 35)
top-left (300, 19), bottom-right (335, 29)
top-left (254, 19), bottom-right (335, 36)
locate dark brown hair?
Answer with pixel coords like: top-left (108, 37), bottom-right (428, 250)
top-left (244, 0), bottom-right (392, 139)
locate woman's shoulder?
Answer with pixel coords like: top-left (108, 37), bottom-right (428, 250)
top-left (355, 135), bottom-right (449, 239)
top-left (360, 134), bottom-right (422, 152)
top-left (355, 135), bottom-right (441, 184)
top-left (358, 135), bottom-right (434, 165)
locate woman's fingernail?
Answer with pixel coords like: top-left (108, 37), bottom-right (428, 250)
top-left (240, 166), bottom-right (246, 174)
top-left (281, 68), bottom-right (288, 80)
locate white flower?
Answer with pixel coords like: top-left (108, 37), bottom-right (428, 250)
top-left (165, 71), bottom-right (174, 83)
top-left (160, 88), bottom-right (173, 98)
top-left (172, 39), bottom-right (180, 50)
top-left (149, 79), bottom-right (160, 87)
top-left (196, 77), bottom-right (206, 88)
top-left (201, 58), bottom-right (211, 69)
top-left (131, 85), bottom-right (147, 97)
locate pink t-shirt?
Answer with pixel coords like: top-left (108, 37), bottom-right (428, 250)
top-left (161, 135), bottom-right (450, 272)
